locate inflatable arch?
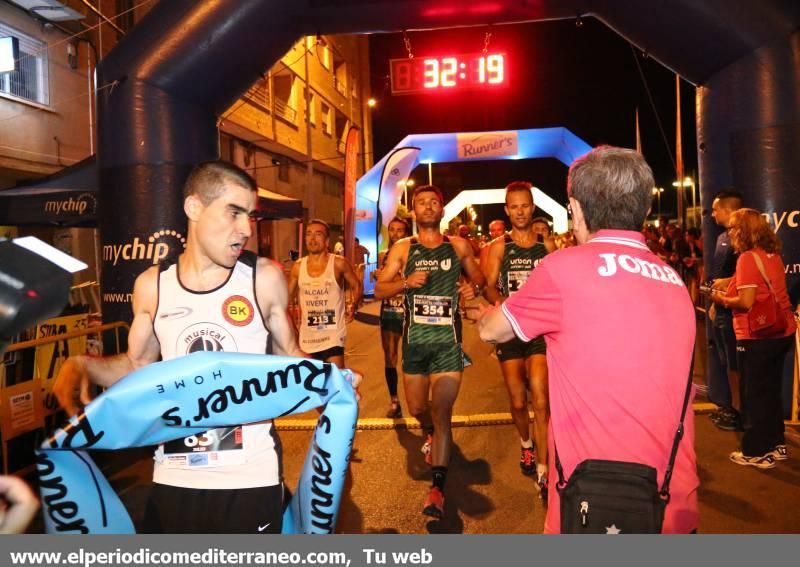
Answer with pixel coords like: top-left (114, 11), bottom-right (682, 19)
top-left (92, 0), bottom-right (800, 412)
top-left (355, 127), bottom-right (591, 292)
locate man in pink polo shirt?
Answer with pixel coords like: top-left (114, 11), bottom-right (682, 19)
top-left (478, 146), bottom-right (699, 534)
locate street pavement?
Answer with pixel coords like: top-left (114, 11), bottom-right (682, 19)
top-left (32, 299), bottom-right (799, 534)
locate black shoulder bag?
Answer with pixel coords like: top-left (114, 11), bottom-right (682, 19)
top-left (554, 353), bottom-right (694, 534)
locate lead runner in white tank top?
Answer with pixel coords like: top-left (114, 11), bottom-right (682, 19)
top-left (297, 254), bottom-right (347, 354)
top-left (152, 254), bottom-right (281, 489)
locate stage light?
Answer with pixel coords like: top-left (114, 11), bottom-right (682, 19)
top-left (367, 98), bottom-right (377, 107)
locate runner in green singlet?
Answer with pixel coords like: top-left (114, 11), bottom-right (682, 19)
top-left (375, 185), bottom-right (485, 519)
top-left (372, 217), bottom-right (410, 418)
top-left (482, 181), bottom-right (556, 501)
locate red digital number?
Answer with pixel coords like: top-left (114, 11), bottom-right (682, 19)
top-left (487, 54), bottom-right (504, 84)
top-left (393, 61), bottom-right (412, 91)
top-left (440, 57), bottom-right (457, 87)
top-left (423, 59), bottom-right (439, 88)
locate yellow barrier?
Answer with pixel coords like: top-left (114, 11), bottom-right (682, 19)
top-left (0, 321), bottom-right (129, 474)
top-left (276, 404), bottom-right (723, 432)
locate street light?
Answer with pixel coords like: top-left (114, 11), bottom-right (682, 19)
top-left (403, 179), bottom-right (415, 207)
top-left (652, 187), bottom-right (664, 220)
top-left (672, 177), bottom-right (696, 227)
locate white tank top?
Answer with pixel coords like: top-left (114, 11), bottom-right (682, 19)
top-left (152, 253), bottom-right (281, 489)
top-left (298, 254), bottom-right (347, 353)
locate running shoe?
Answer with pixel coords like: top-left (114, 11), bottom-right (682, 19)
top-left (423, 486), bottom-right (445, 519)
top-left (714, 409), bottom-right (743, 432)
top-left (536, 471), bottom-right (549, 506)
top-left (729, 451), bottom-right (776, 469)
top-left (520, 447), bottom-right (536, 476)
top-left (421, 434), bottom-right (433, 465)
top-left (386, 402), bottom-right (402, 419)
top-left (770, 444), bottom-right (788, 461)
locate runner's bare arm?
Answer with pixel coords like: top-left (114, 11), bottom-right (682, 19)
top-left (478, 304), bottom-right (516, 344)
top-left (256, 259), bottom-right (305, 357)
top-left (451, 236), bottom-right (487, 289)
top-left (336, 256), bottom-right (363, 308)
top-left (375, 239), bottom-right (411, 299)
top-left (286, 261), bottom-right (300, 307)
top-left (483, 237), bottom-right (505, 304)
top-left (53, 267), bottom-right (162, 415)
top-left (371, 251), bottom-right (387, 282)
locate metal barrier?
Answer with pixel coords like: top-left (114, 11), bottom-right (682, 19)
top-left (0, 321), bottom-right (129, 474)
top-left (791, 314), bottom-right (800, 424)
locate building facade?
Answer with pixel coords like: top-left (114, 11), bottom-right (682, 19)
top-left (1, 0), bottom-right (373, 283)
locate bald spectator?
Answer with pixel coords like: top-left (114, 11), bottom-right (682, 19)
top-left (480, 219), bottom-right (507, 269)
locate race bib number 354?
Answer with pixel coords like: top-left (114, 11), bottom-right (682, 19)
top-left (413, 295), bottom-right (453, 325)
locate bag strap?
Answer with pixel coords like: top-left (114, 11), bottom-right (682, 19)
top-left (554, 347), bottom-right (695, 504)
top-left (750, 251), bottom-right (778, 299)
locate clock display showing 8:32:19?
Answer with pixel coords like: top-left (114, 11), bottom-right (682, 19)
top-left (389, 53), bottom-right (506, 95)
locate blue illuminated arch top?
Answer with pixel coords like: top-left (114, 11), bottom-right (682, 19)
top-left (355, 127), bottom-right (592, 292)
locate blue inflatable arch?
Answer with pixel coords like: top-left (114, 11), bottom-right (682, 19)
top-left (356, 127), bottom-right (592, 293)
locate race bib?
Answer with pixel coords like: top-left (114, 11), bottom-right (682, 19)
top-left (507, 270), bottom-right (530, 294)
top-left (412, 295), bottom-right (453, 325)
top-left (384, 295), bottom-right (404, 314)
top-left (162, 426), bottom-right (246, 468)
top-left (306, 309), bottom-right (337, 329)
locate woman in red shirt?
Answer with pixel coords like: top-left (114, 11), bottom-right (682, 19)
top-left (710, 209), bottom-right (795, 468)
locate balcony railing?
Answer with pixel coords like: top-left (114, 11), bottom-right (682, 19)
top-left (333, 76), bottom-right (347, 97)
top-left (242, 80), bottom-right (297, 124)
top-left (274, 98), bottom-right (297, 123)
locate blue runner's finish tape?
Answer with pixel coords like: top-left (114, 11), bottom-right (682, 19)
top-left (35, 352), bottom-right (359, 534)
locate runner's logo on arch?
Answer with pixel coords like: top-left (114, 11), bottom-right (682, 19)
top-left (223, 295), bottom-right (255, 326)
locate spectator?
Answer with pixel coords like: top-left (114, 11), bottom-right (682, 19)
top-left (709, 208), bottom-right (795, 468)
top-left (707, 191), bottom-right (744, 431)
top-left (354, 237), bottom-right (370, 284)
top-left (531, 217), bottom-right (552, 240)
top-left (458, 224), bottom-right (481, 256)
top-left (477, 146), bottom-right (699, 533)
top-left (680, 228), bottom-right (703, 304)
top-left (479, 219), bottom-right (506, 269)
top-left (333, 238), bottom-right (345, 256)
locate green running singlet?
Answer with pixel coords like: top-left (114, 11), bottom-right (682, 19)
top-left (498, 234), bottom-right (548, 297)
top-left (403, 236), bottom-right (462, 345)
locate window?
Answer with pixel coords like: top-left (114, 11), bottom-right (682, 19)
top-left (333, 57), bottom-right (346, 96)
top-left (319, 42), bottom-right (331, 70)
top-left (335, 110), bottom-right (349, 152)
top-left (0, 23), bottom-right (49, 106)
top-left (274, 154), bottom-right (290, 183)
top-left (320, 101), bottom-right (332, 136)
top-left (272, 71), bottom-right (297, 123)
top-left (323, 174), bottom-right (343, 197)
top-left (304, 88), bottom-right (317, 125)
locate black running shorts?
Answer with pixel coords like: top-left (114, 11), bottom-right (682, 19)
top-left (496, 336), bottom-right (546, 362)
top-left (143, 483), bottom-right (283, 534)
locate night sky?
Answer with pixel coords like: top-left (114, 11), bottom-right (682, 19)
top-left (367, 17), bottom-right (697, 230)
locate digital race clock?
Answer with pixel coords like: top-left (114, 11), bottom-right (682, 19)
top-left (389, 53), bottom-right (506, 95)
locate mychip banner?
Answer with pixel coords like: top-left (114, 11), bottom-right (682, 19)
top-left (35, 351), bottom-right (359, 534)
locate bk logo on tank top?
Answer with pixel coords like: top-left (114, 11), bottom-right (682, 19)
top-left (223, 295), bottom-right (255, 326)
